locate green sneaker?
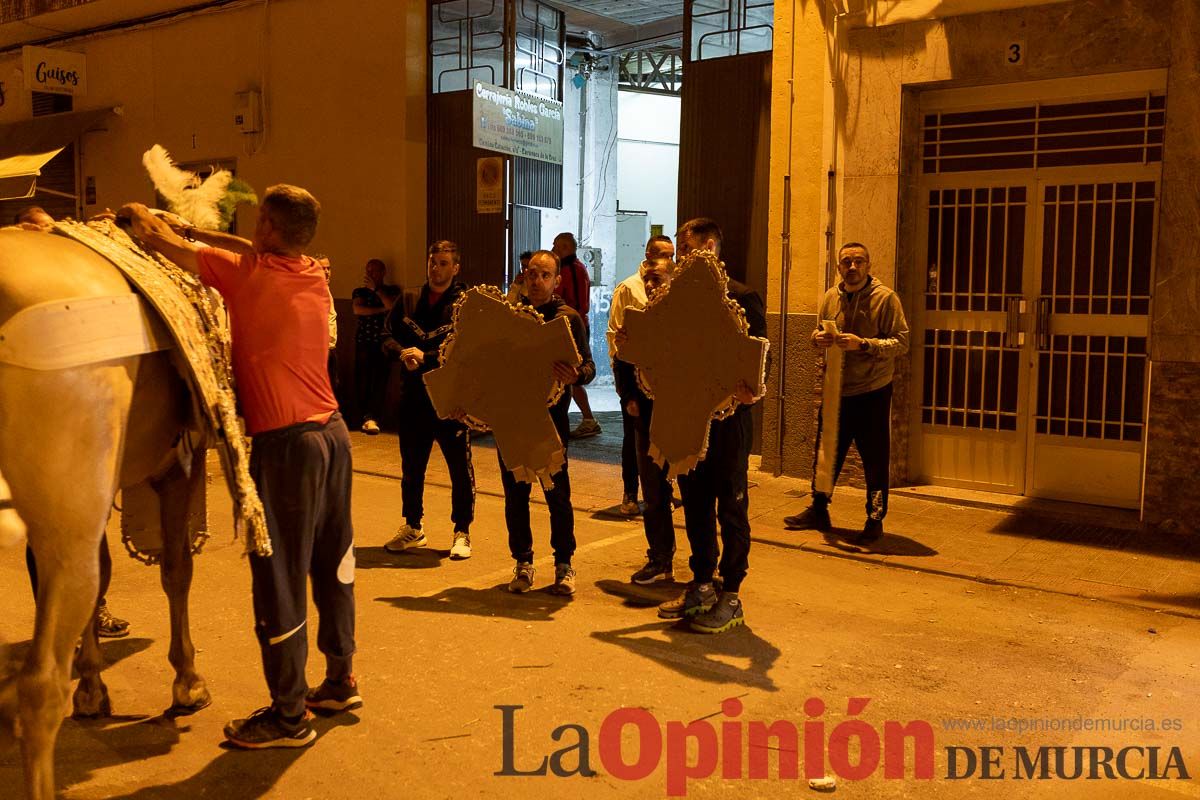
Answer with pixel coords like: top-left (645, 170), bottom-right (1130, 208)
top-left (690, 592), bottom-right (745, 634)
top-left (657, 582), bottom-right (717, 620)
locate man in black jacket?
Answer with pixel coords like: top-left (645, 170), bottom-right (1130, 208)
top-left (381, 240), bottom-right (476, 560)
top-left (657, 218), bottom-right (766, 635)
top-left (503, 249), bottom-right (596, 596)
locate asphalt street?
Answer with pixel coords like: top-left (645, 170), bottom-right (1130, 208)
top-left (1, 433), bottom-right (1197, 799)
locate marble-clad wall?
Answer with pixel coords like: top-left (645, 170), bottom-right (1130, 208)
top-left (836, 0), bottom-right (1197, 527)
top-left (1152, 0), bottom-right (1200, 363)
top-left (1143, 0), bottom-right (1200, 531)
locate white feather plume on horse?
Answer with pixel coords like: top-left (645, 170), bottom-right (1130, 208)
top-left (141, 145), bottom-right (231, 231)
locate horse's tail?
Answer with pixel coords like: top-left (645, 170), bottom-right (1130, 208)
top-left (0, 469), bottom-right (25, 549)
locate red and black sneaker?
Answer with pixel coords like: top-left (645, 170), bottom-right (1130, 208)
top-left (305, 676), bottom-right (363, 714)
top-left (224, 707), bottom-right (315, 749)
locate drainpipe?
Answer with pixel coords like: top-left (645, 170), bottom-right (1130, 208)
top-left (774, 0), bottom-right (798, 477)
top-left (776, 0), bottom-right (847, 475)
top-left (577, 73), bottom-right (588, 240)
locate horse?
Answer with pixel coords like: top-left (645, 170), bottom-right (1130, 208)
top-left (0, 227), bottom-right (211, 800)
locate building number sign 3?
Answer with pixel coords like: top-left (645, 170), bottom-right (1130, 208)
top-left (1007, 41), bottom-right (1026, 66)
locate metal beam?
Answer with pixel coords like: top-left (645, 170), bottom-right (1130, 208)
top-left (846, 0), bottom-right (1072, 28)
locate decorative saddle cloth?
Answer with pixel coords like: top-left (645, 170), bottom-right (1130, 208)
top-left (53, 219), bottom-right (271, 560)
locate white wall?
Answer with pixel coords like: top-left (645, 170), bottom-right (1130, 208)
top-left (616, 90), bottom-right (679, 241)
top-left (0, 0), bottom-right (428, 298)
top-left (539, 59), bottom-right (620, 404)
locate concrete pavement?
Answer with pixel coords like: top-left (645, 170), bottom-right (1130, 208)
top-left (357, 411), bottom-right (1200, 620)
top-left (1, 411), bottom-right (1197, 799)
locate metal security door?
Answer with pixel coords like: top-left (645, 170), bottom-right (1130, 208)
top-left (1027, 173), bottom-right (1157, 508)
top-left (912, 72), bottom-right (1165, 506)
top-left (912, 178), bottom-right (1034, 494)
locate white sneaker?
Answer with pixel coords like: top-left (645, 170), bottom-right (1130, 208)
top-left (361, 419), bottom-right (380, 435)
top-left (384, 524), bottom-right (426, 553)
top-left (449, 531), bottom-right (472, 559)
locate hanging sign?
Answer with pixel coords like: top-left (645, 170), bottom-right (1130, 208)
top-left (472, 81), bottom-right (563, 165)
top-left (22, 46), bottom-right (87, 96)
top-left (477, 156), bottom-right (504, 214)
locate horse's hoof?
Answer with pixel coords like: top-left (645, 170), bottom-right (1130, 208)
top-left (71, 695), bottom-right (112, 720)
top-left (166, 690), bottom-right (212, 718)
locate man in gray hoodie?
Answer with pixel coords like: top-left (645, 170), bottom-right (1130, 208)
top-left (784, 242), bottom-right (909, 544)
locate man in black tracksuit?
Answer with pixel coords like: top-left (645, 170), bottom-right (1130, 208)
top-left (658, 218), bottom-right (767, 635)
top-left (503, 249), bottom-right (596, 597)
top-left (381, 240), bottom-right (476, 560)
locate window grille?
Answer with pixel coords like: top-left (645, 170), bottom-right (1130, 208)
top-left (921, 329), bottom-right (1020, 432)
top-left (687, 0), bottom-right (772, 61)
top-left (1040, 181), bottom-right (1154, 316)
top-left (926, 186), bottom-right (1025, 312)
top-left (513, 0), bottom-right (564, 99)
top-left (430, 0), bottom-right (506, 94)
top-left (1035, 335), bottom-right (1146, 441)
top-left (922, 95), bottom-right (1165, 174)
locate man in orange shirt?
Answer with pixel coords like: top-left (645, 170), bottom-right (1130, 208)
top-left (121, 186), bottom-right (358, 749)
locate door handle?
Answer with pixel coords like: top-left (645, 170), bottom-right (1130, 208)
top-left (1004, 297), bottom-right (1026, 349)
top-left (1036, 298), bottom-right (1051, 350)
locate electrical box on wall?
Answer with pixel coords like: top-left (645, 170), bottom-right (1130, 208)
top-left (578, 247), bottom-right (603, 283)
top-left (234, 90), bottom-right (262, 133)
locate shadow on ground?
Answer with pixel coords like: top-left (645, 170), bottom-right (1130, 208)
top-left (757, 529), bottom-right (938, 557)
top-left (1, 636), bottom-right (154, 681)
top-left (98, 713), bottom-right (359, 800)
top-left (378, 585), bottom-right (573, 622)
top-left (592, 621), bottom-right (780, 692)
top-left (1125, 591), bottom-right (1200, 612)
top-left (590, 504), bottom-right (641, 522)
top-left (823, 529), bottom-right (939, 557)
top-left (356, 546), bottom-right (446, 570)
top-left (594, 578), bottom-right (681, 608)
top-left (983, 512), bottom-right (1200, 561)
top-left (592, 618), bottom-right (782, 690)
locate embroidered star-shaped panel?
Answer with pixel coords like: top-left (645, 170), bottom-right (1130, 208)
top-left (424, 287), bottom-right (581, 486)
top-left (617, 251), bottom-right (769, 476)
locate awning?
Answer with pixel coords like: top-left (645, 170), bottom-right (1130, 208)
top-left (0, 107), bottom-right (118, 201)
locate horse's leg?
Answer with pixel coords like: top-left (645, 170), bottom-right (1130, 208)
top-left (19, 513), bottom-right (109, 800)
top-left (156, 448), bottom-right (211, 715)
top-left (71, 536), bottom-right (113, 719)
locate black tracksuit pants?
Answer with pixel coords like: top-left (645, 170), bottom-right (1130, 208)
top-left (677, 409), bottom-right (752, 593)
top-left (811, 382), bottom-right (893, 521)
top-left (620, 404), bottom-right (639, 500)
top-left (500, 397), bottom-right (575, 565)
top-left (249, 412), bottom-right (356, 720)
top-left (398, 384), bottom-right (475, 533)
top-left (633, 398), bottom-right (675, 562)
top-left (354, 340), bottom-right (389, 424)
